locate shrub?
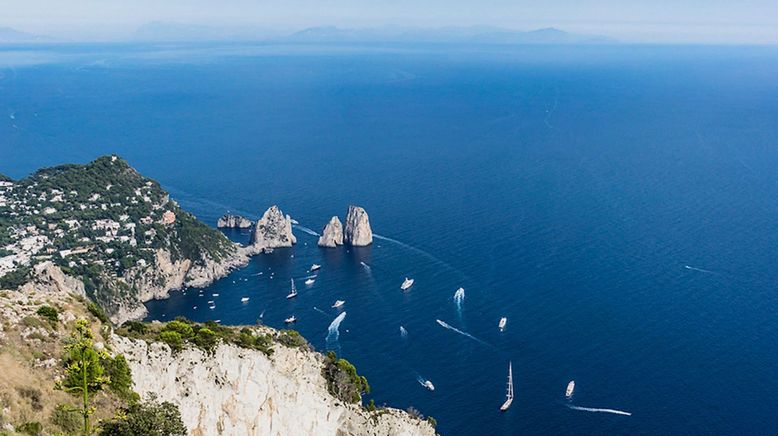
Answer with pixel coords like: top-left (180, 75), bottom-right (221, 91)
top-left (277, 330), bottom-right (308, 348)
top-left (99, 395), bottom-right (186, 436)
top-left (21, 316), bottom-right (45, 329)
top-left (0, 266), bottom-right (31, 289)
top-left (322, 352), bottom-right (370, 404)
top-left (17, 387), bottom-right (43, 411)
top-left (36, 305), bottom-right (59, 325)
top-left (427, 416), bottom-right (437, 427)
top-left (16, 421), bottom-right (42, 435)
top-left (87, 302), bottom-right (110, 324)
top-left (159, 331), bottom-right (183, 351)
top-left (50, 404), bottom-right (81, 433)
top-left (122, 321), bottom-right (147, 335)
top-left (193, 328), bottom-right (218, 351)
top-left (105, 355), bottom-right (136, 402)
top-left (163, 320), bottom-right (194, 339)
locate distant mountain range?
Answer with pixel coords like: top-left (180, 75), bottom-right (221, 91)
top-left (0, 26), bottom-right (54, 43)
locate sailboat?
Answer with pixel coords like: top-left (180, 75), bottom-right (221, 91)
top-left (500, 362), bottom-right (514, 411)
top-left (286, 278), bottom-right (298, 299)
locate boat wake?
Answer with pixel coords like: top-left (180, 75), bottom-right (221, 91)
top-left (373, 234), bottom-right (470, 282)
top-left (326, 312), bottom-right (347, 343)
top-left (567, 405), bottom-right (631, 416)
top-left (684, 265), bottom-right (716, 274)
top-left (400, 325), bottom-right (408, 339)
top-left (454, 288), bottom-right (465, 311)
top-left (360, 261), bottom-right (371, 271)
top-left (416, 375), bottom-right (433, 390)
top-left (313, 306), bottom-right (328, 316)
top-left (436, 319), bottom-right (492, 348)
top-left (293, 224), bottom-right (320, 237)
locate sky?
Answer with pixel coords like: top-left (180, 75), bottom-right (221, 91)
top-left (3, 0), bottom-right (778, 43)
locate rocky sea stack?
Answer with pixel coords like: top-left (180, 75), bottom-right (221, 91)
top-left (318, 216), bottom-right (344, 247)
top-left (344, 205), bottom-right (373, 246)
top-left (217, 214), bottom-right (253, 229)
top-left (249, 205), bottom-right (297, 253)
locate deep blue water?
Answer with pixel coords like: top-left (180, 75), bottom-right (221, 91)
top-left (2, 43), bottom-right (778, 435)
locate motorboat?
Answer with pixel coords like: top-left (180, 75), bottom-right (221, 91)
top-left (310, 263), bottom-right (321, 272)
top-left (566, 380), bottom-right (575, 399)
top-left (424, 380), bottom-right (435, 391)
top-left (332, 300), bottom-right (345, 308)
top-left (305, 278), bottom-right (316, 286)
top-left (401, 277), bottom-right (414, 291)
top-left (241, 297), bottom-right (250, 303)
top-left (499, 317), bottom-right (507, 330)
top-left (284, 316), bottom-right (297, 324)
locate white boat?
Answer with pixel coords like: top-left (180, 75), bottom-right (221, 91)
top-left (284, 316), bottom-right (297, 324)
top-left (212, 293), bottom-right (219, 297)
top-left (332, 300), bottom-right (345, 308)
top-left (305, 278), bottom-right (316, 286)
top-left (498, 317), bottom-right (507, 330)
top-left (424, 380), bottom-right (435, 391)
top-left (400, 277), bottom-right (414, 291)
top-left (209, 305), bottom-right (216, 310)
top-left (286, 278), bottom-right (298, 299)
top-left (310, 263), bottom-right (321, 272)
top-left (241, 297), bottom-right (250, 303)
top-left (566, 380), bottom-right (575, 399)
top-left (500, 362), bottom-right (514, 411)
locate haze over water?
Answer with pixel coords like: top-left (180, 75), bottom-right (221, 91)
top-left (2, 43), bottom-right (778, 435)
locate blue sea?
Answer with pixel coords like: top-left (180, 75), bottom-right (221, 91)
top-left (2, 42), bottom-right (778, 435)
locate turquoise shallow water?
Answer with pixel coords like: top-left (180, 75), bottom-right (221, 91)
top-left (3, 43), bottom-right (778, 435)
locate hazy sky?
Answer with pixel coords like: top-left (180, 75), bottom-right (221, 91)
top-left (4, 0), bottom-right (778, 43)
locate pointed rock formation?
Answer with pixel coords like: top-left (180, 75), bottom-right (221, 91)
top-left (217, 214), bottom-right (253, 229)
top-left (249, 205), bottom-right (297, 253)
top-left (344, 205), bottom-right (373, 246)
top-left (317, 216), bottom-right (344, 247)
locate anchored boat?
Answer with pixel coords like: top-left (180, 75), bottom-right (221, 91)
top-left (401, 277), bottom-right (414, 291)
top-left (332, 300), bottom-right (345, 308)
top-left (498, 317), bottom-right (507, 330)
top-left (284, 315), bottom-right (297, 324)
top-left (286, 278), bottom-right (298, 299)
top-left (566, 380), bottom-right (575, 399)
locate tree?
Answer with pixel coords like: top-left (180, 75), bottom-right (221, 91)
top-left (105, 354), bottom-right (136, 402)
top-left (99, 395), bottom-right (186, 436)
top-left (58, 319), bottom-right (109, 435)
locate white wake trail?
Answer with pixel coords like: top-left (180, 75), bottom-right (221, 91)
top-left (454, 287), bottom-right (465, 311)
top-left (400, 325), bottom-right (408, 339)
top-left (436, 319), bottom-right (492, 348)
top-left (567, 405), bottom-right (632, 416)
top-left (684, 265), bottom-right (716, 274)
top-left (326, 312), bottom-right (347, 342)
top-left (293, 224), bottom-right (319, 237)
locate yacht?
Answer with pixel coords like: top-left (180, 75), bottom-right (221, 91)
top-left (500, 362), bottom-right (514, 411)
top-left (241, 297), bottom-right (250, 303)
top-left (305, 278), bottom-right (316, 286)
top-left (566, 380), bottom-right (575, 399)
top-left (424, 380), bottom-right (435, 391)
top-left (401, 277), bottom-right (414, 291)
top-left (212, 293), bottom-right (219, 297)
top-left (332, 300), bottom-right (345, 309)
top-left (310, 263), bottom-right (321, 272)
top-left (286, 278), bottom-right (298, 299)
top-left (498, 317), bottom-right (507, 330)
top-left (284, 316), bottom-right (297, 324)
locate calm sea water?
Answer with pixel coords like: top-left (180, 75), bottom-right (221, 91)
top-left (2, 43), bottom-right (778, 435)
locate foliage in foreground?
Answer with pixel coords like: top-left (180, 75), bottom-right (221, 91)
top-left (99, 395), bottom-right (186, 436)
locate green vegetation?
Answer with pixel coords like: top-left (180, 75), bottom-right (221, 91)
top-left (277, 329), bottom-right (308, 349)
top-left (0, 266), bottom-right (31, 290)
top-left (87, 302), bottom-right (110, 324)
top-left (58, 319), bottom-right (110, 435)
top-left (36, 305), bottom-right (59, 325)
top-left (50, 404), bottom-right (82, 434)
top-left (15, 421), bottom-right (42, 435)
top-left (322, 351), bottom-right (370, 404)
top-left (116, 317), bottom-right (275, 356)
top-left (104, 355), bottom-right (137, 402)
top-left (99, 395), bottom-right (186, 436)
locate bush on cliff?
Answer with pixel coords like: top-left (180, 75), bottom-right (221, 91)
top-left (99, 395), bottom-right (186, 436)
top-left (322, 351), bottom-right (370, 404)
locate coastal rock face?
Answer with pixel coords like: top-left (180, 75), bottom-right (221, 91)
top-left (113, 335), bottom-right (435, 436)
top-left (249, 205), bottom-right (297, 254)
top-left (19, 261), bottom-right (86, 298)
top-left (217, 214), bottom-right (253, 229)
top-left (343, 205), bottom-right (373, 246)
top-left (318, 216), bottom-right (344, 247)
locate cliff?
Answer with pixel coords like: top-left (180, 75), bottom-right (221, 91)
top-left (318, 216), bottom-right (344, 248)
top-left (113, 335), bottom-right (435, 436)
top-left (249, 205), bottom-right (297, 253)
top-left (217, 214), bottom-right (253, 229)
top-left (344, 205), bottom-right (373, 246)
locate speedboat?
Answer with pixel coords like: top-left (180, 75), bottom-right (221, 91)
top-left (424, 380), bottom-right (435, 391)
top-left (212, 293), bottom-right (219, 297)
top-left (310, 263), bottom-right (321, 272)
top-left (566, 380), bottom-right (575, 399)
top-left (498, 317), bottom-right (507, 330)
top-left (332, 300), bottom-right (345, 308)
top-left (305, 278), bottom-right (316, 286)
top-left (401, 277), bottom-right (414, 291)
top-left (286, 278), bottom-right (298, 299)
top-left (284, 316), bottom-right (297, 324)
top-left (241, 297), bottom-right (250, 303)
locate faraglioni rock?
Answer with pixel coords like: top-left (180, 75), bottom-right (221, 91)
top-left (318, 216), bottom-right (344, 247)
top-left (343, 205), bottom-right (373, 246)
top-left (217, 214), bottom-right (253, 229)
top-left (249, 205), bottom-right (297, 253)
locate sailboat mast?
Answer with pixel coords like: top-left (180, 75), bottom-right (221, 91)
top-left (507, 362), bottom-right (513, 398)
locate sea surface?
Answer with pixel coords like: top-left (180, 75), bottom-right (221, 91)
top-left (2, 42), bottom-right (778, 435)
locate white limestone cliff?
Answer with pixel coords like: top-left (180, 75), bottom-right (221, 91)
top-left (113, 334), bottom-right (435, 436)
top-left (318, 216), bottom-right (344, 247)
top-left (344, 205), bottom-right (373, 246)
top-left (249, 205), bottom-right (297, 254)
top-left (217, 214), bottom-right (253, 229)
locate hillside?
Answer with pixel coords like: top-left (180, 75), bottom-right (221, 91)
top-left (0, 156), bottom-right (248, 323)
